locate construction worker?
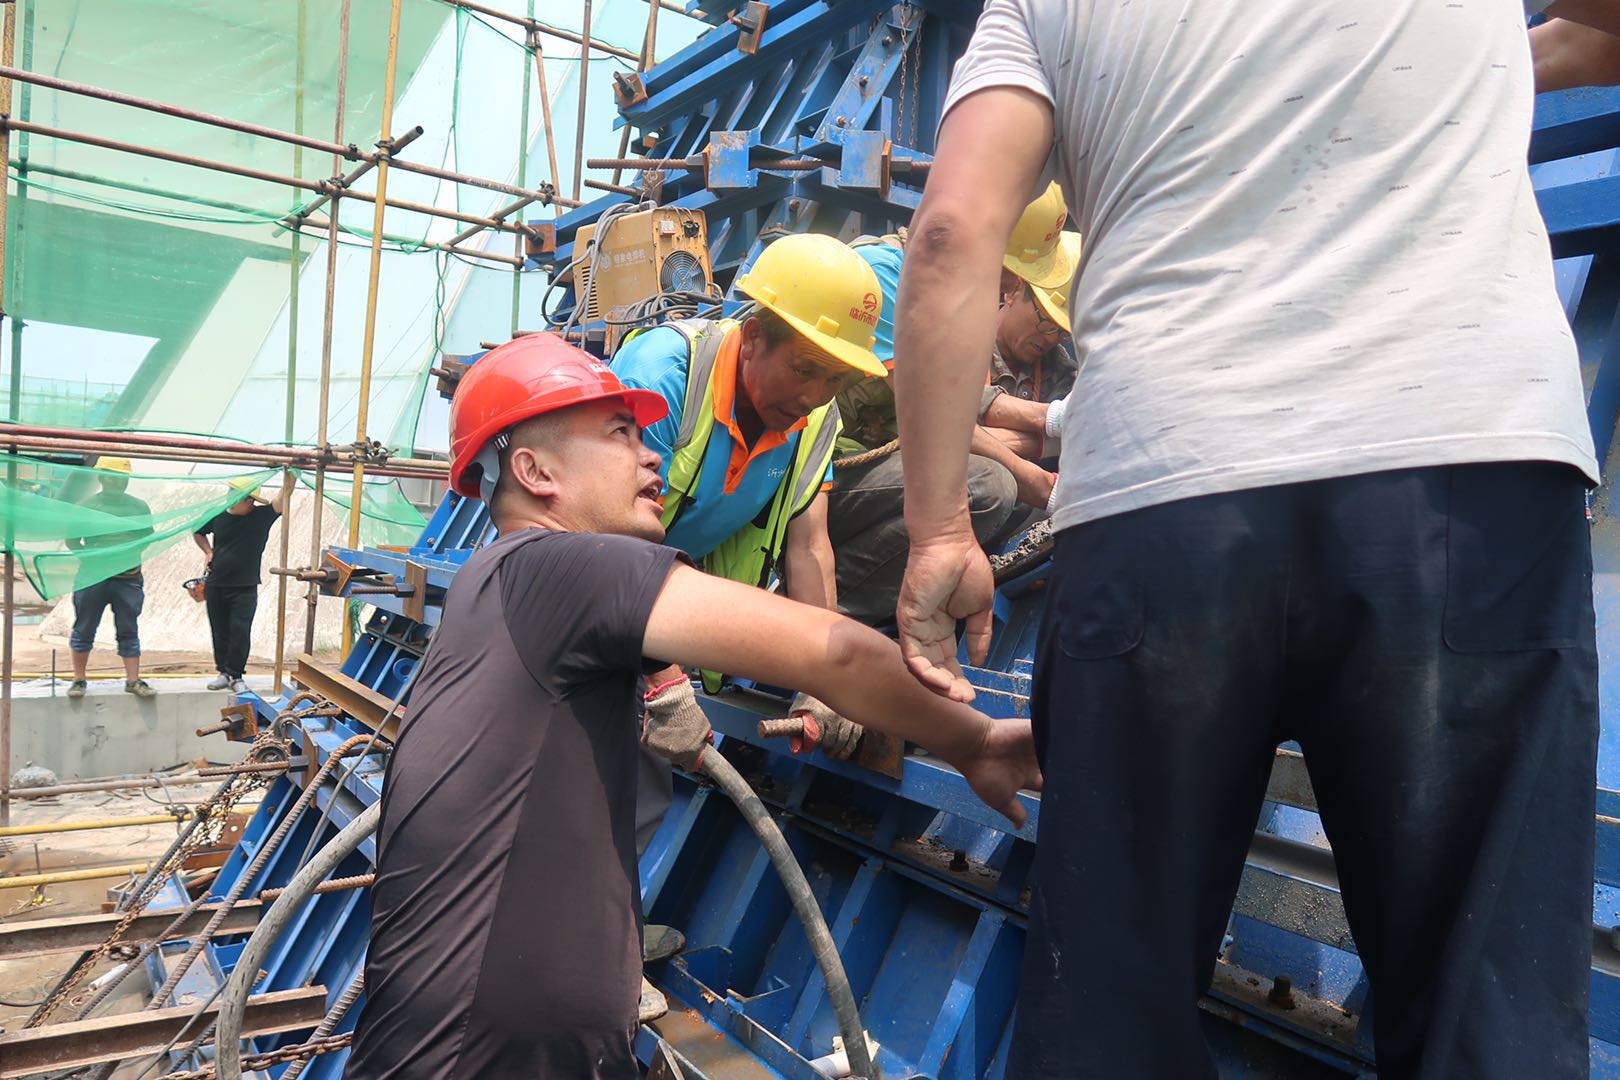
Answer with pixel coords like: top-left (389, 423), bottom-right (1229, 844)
top-left (64, 457), bottom-right (156, 700)
top-left (896, 2), bottom-right (1599, 1077)
top-left (609, 231), bottom-right (885, 770)
top-left (190, 477), bottom-right (291, 694)
top-left (343, 334), bottom-right (1038, 1079)
top-left (828, 187), bottom-right (1078, 623)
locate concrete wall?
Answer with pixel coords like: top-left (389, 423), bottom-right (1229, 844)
top-left (10, 688), bottom-right (249, 780)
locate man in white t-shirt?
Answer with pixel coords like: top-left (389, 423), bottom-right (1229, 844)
top-left (892, 2), bottom-right (1609, 1077)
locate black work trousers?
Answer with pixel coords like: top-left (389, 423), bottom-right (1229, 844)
top-left (1010, 462), bottom-right (1597, 1080)
top-left (205, 584), bottom-right (258, 679)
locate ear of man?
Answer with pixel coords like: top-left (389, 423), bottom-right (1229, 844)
top-left (491, 410), bottom-right (572, 515)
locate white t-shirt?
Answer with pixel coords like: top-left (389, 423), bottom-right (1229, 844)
top-left (944, 0), bottom-right (1596, 528)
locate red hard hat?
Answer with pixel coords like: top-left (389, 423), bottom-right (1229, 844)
top-left (447, 333), bottom-right (668, 499)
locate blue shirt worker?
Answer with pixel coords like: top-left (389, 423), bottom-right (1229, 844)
top-left (612, 231), bottom-right (885, 771)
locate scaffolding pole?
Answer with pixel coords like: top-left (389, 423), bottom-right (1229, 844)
top-left (308, 0), bottom-right (351, 660)
top-left (0, 65), bottom-right (581, 212)
top-left (574, 0), bottom-right (594, 204)
top-left (346, 0), bottom-right (406, 659)
top-left (0, 0), bottom-right (17, 830)
top-left (531, 33), bottom-right (564, 223)
top-left (441, 0), bottom-right (640, 62)
top-left (612, 0), bottom-right (660, 188)
top-left (275, 0), bottom-right (310, 697)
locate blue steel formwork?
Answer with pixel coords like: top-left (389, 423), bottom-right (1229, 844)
top-left (152, 6), bottom-right (1620, 1078)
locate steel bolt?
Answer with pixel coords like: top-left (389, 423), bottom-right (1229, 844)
top-left (949, 849), bottom-right (969, 872)
top-left (788, 199), bottom-right (802, 212)
top-left (882, 35), bottom-right (893, 45)
top-left (1267, 975), bottom-right (1296, 1010)
top-left (836, 116), bottom-right (847, 127)
top-left (858, 75), bottom-right (869, 87)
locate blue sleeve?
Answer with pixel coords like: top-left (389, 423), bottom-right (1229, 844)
top-left (855, 244), bottom-right (904, 369)
top-left (610, 327), bottom-right (690, 483)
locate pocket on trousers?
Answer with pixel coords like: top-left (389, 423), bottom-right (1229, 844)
top-left (1052, 530), bottom-right (1146, 660)
top-left (1442, 463), bottom-right (1591, 653)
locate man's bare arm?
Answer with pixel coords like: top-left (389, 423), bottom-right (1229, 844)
top-left (192, 533), bottom-right (213, 561)
top-left (1534, 12), bottom-right (1620, 91)
top-left (981, 393), bottom-right (1049, 435)
top-left (893, 85), bottom-right (1055, 697)
top-left (971, 426), bottom-right (1053, 507)
top-left (780, 491), bottom-right (838, 610)
top-left (642, 562), bottom-right (1041, 823)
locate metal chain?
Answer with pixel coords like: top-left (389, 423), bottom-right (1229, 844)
top-left (156, 1032), bottom-right (354, 1080)
top-left (27, 746), bottom-right (280, 1027)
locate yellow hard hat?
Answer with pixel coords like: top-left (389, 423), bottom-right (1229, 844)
top-left (1029, 233), bottom-right (1083, 334)
top-left (94, 456), bottom-right (132, 474)
top-left (228, 476), bottom-right (262, 499)
top-left (1003, 182), bottom-right (1075, 291)
top-left (733, 233), bottom-right (887, 379)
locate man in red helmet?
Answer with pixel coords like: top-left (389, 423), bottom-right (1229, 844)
top-left (344, 334), bottom-right (1040, 1080)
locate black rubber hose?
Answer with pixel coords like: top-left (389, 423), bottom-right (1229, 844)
top-left (700, 750), bottom-right (873, 1079)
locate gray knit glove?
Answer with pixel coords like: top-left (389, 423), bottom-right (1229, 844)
top-left (643, 675), bottom-right (712, 770)
top-left (790, 693), bottom-right (863, 760)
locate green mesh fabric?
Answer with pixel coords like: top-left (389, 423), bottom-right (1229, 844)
top-left (0, 1), bottom-right (701, 591)
top-left (0, 457), bottom-right (428, 599)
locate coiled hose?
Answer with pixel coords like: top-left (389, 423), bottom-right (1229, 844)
top-left (214, 800), bottom-right (380, 1080)
top-left (700, 751), bottom-right (873, 1079)
top-left (212, 755), bottom-right (873, 1080)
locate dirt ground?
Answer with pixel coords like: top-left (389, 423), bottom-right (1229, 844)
top-left (0, 778), bottom-right (265, 1075)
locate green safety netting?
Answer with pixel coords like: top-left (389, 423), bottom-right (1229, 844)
top-left (0, 457), bottom-right (427, 599)
top-left (0, 0), bottom-right (701, 591)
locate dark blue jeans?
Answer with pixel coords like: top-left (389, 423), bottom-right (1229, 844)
top-left (1012, 462), bottom-right (1597, 1079)
top-left (70, 575), bottom-right (144, 658)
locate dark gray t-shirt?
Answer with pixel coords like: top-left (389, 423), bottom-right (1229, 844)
top-left (346, 527), bottom-right (682, 1080)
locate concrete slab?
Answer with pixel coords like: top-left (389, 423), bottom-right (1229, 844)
top-left (8, 677), bottom-right (269, 780)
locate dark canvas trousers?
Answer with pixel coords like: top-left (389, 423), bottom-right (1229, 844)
top-left (1011, 462), bottom-right (1597, 1080)
top-left (830, 450), bottom-right (1021, 624)
top-left (205, 584), bottom-right (258, 679)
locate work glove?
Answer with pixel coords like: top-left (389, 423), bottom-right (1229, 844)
top-left (642, 674), bottom-right (712, 770)
top-left (789, 693), bottom-right (863, 760)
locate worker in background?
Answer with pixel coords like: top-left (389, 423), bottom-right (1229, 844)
top-left (828, 189), bottom-right (1077, 624)
top-left (978, 231), bottom-right (1081, 465)
top-left (610, 231), bottom-right (884, 783)
top-left (190, 478), bottom-right (290, 695)
top-left (64, 456), bottom-right (156, 700)
top-left (893, 2), bottom-right (1599, 1077)
top-left (343, 334), bottom-right (1039, 1080)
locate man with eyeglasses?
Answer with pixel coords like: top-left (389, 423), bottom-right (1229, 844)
top-left (826, 186), bottom-right (1078, 627)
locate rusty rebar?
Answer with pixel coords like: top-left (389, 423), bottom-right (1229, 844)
top-left (257, 873), bottom-right (374, 903)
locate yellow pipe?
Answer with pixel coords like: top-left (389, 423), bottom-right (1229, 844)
top-left (344, 0), bottom-right (403, 662)
top-left (0, 863), bottom-right (150, 890)
top-left (0, 811), bottom-right (198, 838)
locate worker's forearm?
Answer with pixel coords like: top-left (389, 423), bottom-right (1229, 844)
top-left (971, 427), bottom-right (1053, 507)
top-left (192, 536), bottom-right (212, 559)
top-left (981, 394), bottom-right (1049, 434)
top-left (783, 546), bottom-right (837, 610)
top-left (813, 619), bottom-right (990, 761)
top-left (895, 207), bottom-right (1007, 538)
top-left (1545, 0), bottom-right (1620, 37)
top-left (1533, 15), bottom-right (1620, 91)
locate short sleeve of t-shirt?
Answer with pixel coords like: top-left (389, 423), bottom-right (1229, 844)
top-left (610, 327), bottom-right (691, 485)
top-left (498, 531), bottom-right (685, 699)
top-left (942, 0), bottom-right (1057, 123)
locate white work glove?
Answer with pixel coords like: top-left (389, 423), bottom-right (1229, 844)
top-left (789, 693), bottom-right (863, 759)
top-left (1040, 395), bottom-right (1067, 459)
top-left (642, 674), bottom-right (712, 770)
top-left (1044, 395), bottom-right (1068, 439)
top-left (1046, 474), bottom-right (1062, 514)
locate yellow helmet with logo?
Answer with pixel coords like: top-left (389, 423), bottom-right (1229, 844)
top-left (733, 233), bottom-right (887, 379)
top-left (1029, 232), bottom-right (1083, 334)
top-left (228, 476), bottom-right (262, 500)
top-left (94, 456), bottom-right (132, 474)
top-left (1003, 182), bottom-right (1075, 290)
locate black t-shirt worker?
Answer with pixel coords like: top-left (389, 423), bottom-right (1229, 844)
top-left (343, 335), bottom-right (1040, 1079)
top-left (191, 478), bottom-right (289, 695)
